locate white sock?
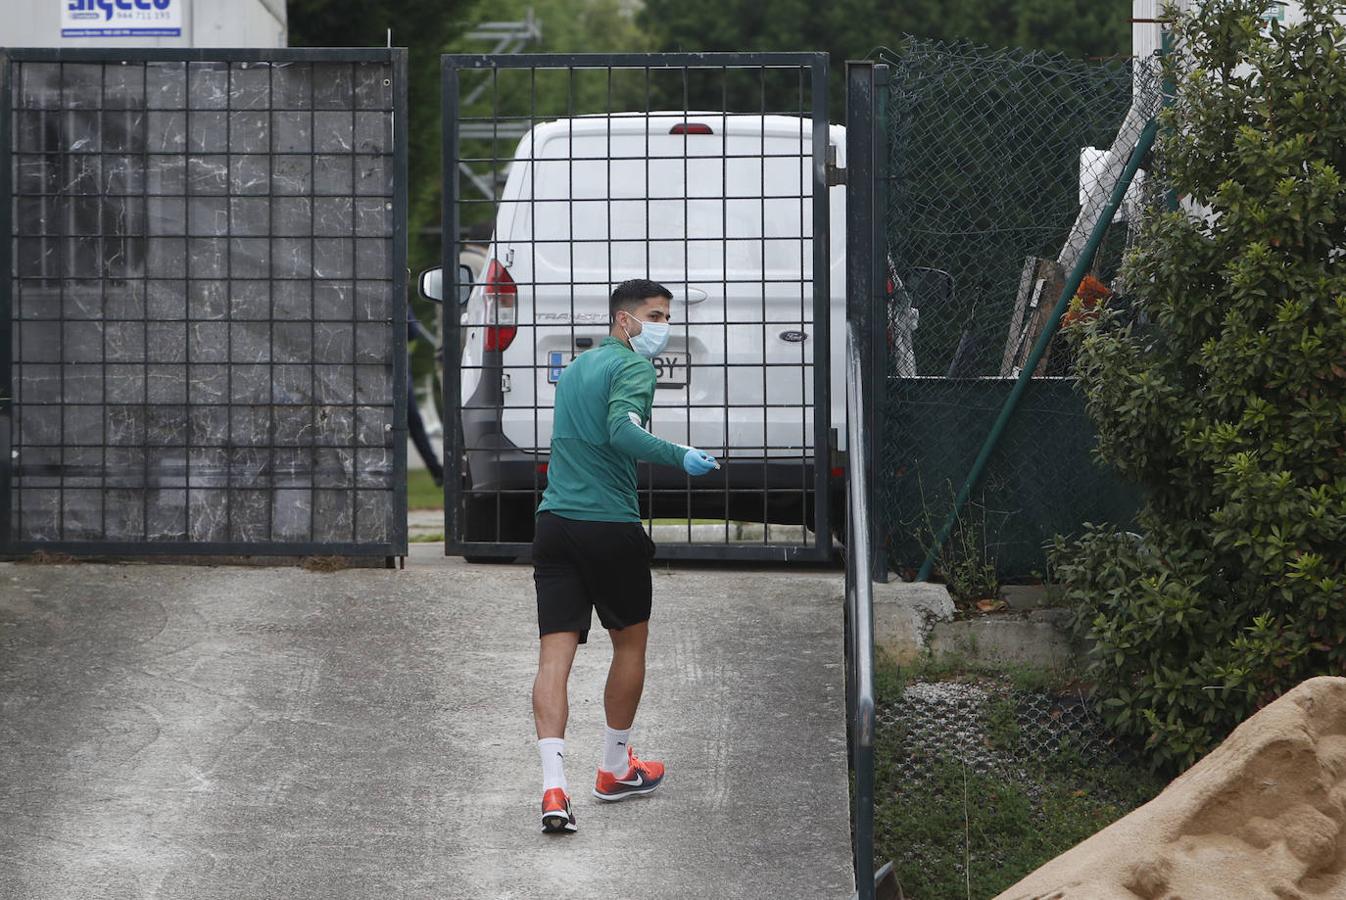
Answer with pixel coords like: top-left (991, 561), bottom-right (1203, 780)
top-left (602, 725), bottom-right (632, 774)
top-left (539, 738), bottom-right (567, 792)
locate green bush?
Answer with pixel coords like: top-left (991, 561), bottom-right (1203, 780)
top-left (1053, 0), bottom-right (1346, 772)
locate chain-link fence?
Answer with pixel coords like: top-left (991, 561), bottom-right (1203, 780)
top-left (874, 40), bottom-right (1163, 579)
top-left (880, 679), bottom-right (1131, 786)
top-left (874, 674), bottom-right (1161, 899)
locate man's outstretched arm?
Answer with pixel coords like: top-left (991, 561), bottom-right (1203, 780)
top-left (606, 360), bottom-right (689, 468)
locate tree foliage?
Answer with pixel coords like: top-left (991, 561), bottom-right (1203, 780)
top-left (287, 0), bottom-right (1134, 272)
top-left (639, 0), bottom-right (1132, 66)
top-left (1054, 0), bottom-right (1346, 772)
top-left (445, 0), bottom-right (653, 236)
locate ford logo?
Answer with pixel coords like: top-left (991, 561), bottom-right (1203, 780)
top-left (779, 330), bottom-right (808, 343)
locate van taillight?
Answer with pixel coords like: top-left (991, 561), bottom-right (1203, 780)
top-left (670, 123), bottom-right (713, 135)
top-left (483, 259), bottom-right (517, 352)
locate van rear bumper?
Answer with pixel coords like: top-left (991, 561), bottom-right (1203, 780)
top-left (467, 450), bottom-right (825, 492)
top-left (464, 432), bottom-right (829, 520)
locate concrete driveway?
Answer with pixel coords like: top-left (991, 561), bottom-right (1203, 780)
top-left (0, 546), bottom-right (854, 899)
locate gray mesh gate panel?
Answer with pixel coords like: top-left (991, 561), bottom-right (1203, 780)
top-left (0, 49), bottom-right (408, 558)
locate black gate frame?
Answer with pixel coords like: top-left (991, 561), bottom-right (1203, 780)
top-left (440, 51), bottom-right (834, 563)
top-left (0, 47), bottom-right (410, 560)
top-left (844, 61), bottom-right (891, 585)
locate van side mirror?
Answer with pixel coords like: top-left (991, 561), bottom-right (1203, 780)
top-left (457, 264), bottom-right (473, 304)
top-left (418, 266), bottom-right (443, 303)
top-left (419, 264), bottom-right (476, 304)
top-left (422, 263), bottom-right (481, 305)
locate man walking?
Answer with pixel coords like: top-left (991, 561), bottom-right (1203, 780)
top-left (531, 279), bottom-right (719, 834)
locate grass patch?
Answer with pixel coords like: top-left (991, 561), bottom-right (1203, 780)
top-left (409, 532), bottom-right (444, 543)
top-left (871, 650), bottom-right (1164, 899)
top-left (874, 754), bottom-right (1159, 900)
top-left (877, 647), bottom-right (1083, 700)
top-left (407, 469), bottom-right (443, 511)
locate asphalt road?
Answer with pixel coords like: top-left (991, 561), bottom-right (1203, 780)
top-left (0, 547), bottom-right (853, 899)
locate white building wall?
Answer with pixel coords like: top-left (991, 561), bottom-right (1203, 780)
top-left (1, 0), bottom-right (286, 48)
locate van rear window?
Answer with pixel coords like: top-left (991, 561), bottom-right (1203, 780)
top-left (521, 132), bottom-right (815, 280)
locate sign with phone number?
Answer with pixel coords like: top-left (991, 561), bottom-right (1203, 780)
top-left (63, 0), bottom-right (182, 38)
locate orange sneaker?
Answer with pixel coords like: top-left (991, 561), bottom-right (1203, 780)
top-left (541, 787), bottom-right (577, 833)
top-left (592, 747), bottom-right (665, 801)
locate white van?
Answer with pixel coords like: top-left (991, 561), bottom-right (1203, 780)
top-left (447, 113), bottom-right (871, 540)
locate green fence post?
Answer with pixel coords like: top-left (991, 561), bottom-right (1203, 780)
top-left (1161, 27), bottom-right (1179, 213)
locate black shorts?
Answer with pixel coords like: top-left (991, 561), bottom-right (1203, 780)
top-left (533, 511), bottom-right (656, 644)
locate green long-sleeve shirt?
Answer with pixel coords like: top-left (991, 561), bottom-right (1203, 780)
top-left (537, 336), bottom-right (687, 522)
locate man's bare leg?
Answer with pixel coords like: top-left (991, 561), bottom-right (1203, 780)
top-left (534, 631), bottom-right (581, 739)
top-left (597, 621), bottom-right (648, 777)
top-left (535, 632), bottom-right (581, 832)
top-left (604, 621), bottom-right (648, 730)
top-left (594, 620), bottom-right (665, 795)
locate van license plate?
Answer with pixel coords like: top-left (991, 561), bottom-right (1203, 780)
top-left (653, 353), bottom-right (687, 389)
top-left (546, 350), bottom-right (688, 387)
top-left (546, 351), bottom-right (567, 384)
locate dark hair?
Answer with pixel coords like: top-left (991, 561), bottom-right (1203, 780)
top-left (610, 278), bottom-right (673, 322)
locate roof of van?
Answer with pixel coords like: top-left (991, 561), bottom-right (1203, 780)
top-left (512, 113), bottom-right (844, 150)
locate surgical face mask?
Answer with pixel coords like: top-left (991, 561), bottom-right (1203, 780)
top-left (621, 313), bottom-right (670, 359)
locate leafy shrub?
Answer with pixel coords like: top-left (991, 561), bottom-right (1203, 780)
top-left (1053, 0), bottom-right (1346, 771)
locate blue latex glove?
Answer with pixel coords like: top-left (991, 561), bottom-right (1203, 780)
top-left (682, 448), bottom-right (719, 476)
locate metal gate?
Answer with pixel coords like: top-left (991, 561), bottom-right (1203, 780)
top-left (0, 49), bottom-right (409, 559)
top-left (439, 52), bottom-right (835, 562)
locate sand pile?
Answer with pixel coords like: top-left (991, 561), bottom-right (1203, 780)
top-left (996, 676), bottom-right (1346, 900)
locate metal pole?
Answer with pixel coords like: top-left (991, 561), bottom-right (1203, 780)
top-left (391, 48), bottom-right (410, 555)
top-left (442, 58), bottom-right (463, 550)
top-left (916, 117), bottom-right (1159, 582)
top-left (846, 325), bottom-right (878, 900)
top-left (0, 54), bottom-right (11, 553)
top-left (871, 64), bottom-right (891, 584)
top-left (812, 53), bottom-right (833, 559)
top-left (845, 61), bottom-right (889, 899)
top-left (845, 62), bottom-right (886, 581)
